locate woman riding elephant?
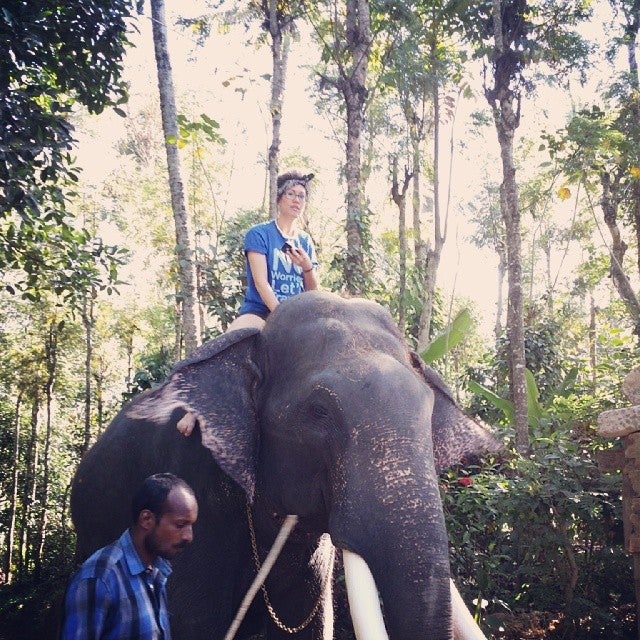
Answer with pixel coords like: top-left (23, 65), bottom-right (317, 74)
top-left (70, 290), bottom-right (498, 640)
top-left (227, 169), bottom-right (319, 332)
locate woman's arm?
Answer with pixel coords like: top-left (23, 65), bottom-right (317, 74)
top-left (247, 251), bottom-right (280, 311)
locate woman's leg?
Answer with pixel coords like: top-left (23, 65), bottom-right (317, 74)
top-left (226, 313), bottom-right (266, 332)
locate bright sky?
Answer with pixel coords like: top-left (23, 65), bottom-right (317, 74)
top-left (75, 1), bottom-right (621, 339)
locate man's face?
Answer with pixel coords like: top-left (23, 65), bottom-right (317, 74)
top-left (145, 486), bottom-right (198, 560)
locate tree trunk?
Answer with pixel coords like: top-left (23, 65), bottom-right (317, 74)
top-left (402, 99), bottom-right (427, 273)
top-left (497, 116), bottom-right (528, 452)
top-left (600, 171), bottom-right (640, 335)
top-left (487, 0), bottom-right (529, 452)
top-left (411, 132), bottom-right (427, 271)
top-left (150, 0), bottom-right (199, 356)
top-left (391, 156), bottom-right (413, 333)
top-left (495, 239), bottom-right (506, 338)
top-left (4, 391), bottom-right (22, 584)
top-left (81, 291), bottom-right (93, 453)
top-left (267, 0), bottom-right (291, 219)
top-left (19, 395), bottom-right (40, 578)
top-left (589, 294), bottom-right (597, 393)
top-left (35, 323), bottom-right (58, 575)
top-left (173, 288), bottom-right (182, 363)
top-left (60, 482), bottom-right (72, 565)
top-left (417, 53), bottom-right (446, 352)
top-left (555, 512), bottom-right (579, 617)
top-left (544, 236), bottom-right (553, 315)
top-left (94, 369), bottom-right (105, 436)
top-left (622, 3), bottom-right (640, 280)
top-left (341, 0), bottom-right (372, 295)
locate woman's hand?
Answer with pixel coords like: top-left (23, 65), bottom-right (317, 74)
top-left (287, 246), bottom-right (318, 291)
top-left (287, 246), bottom-right (314, 272)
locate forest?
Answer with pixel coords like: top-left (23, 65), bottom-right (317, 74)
top-left (1, 0), bottom-right (640, 638)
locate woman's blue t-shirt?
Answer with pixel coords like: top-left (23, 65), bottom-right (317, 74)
top-left (239, 220), bottom-right (318, 317)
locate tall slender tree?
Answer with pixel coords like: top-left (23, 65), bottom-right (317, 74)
top-left (262, 0), bottom-right (295, 218)
top-left (486, 0), bottom-right (529, 451)
top-left (313, 0), bottom-right (374, 293)
top-left (33, 320), bottom-right (59, 575)
top-left (610, 0), bottom-right (640, 278)
top-left (150, 0), bottom-right (199, 355)
top-left (19, 394), bottom-right (40, 577)
top-left (463, 0), bottom-right (592, 451)
top-left (390, 156), bottom-right (413, 332)
top-left (4, 389), bottom-right (23, 583)
top-left (380, 0), bottom-right (465, 347)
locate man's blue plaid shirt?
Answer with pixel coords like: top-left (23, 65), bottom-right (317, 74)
top-left (60, 529), bottom-right (172, 640)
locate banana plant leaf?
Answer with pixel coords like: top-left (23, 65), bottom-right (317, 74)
top-left (420, 308), bottom-right (473, 363)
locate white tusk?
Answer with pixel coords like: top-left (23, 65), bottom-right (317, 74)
top-left (451, 579), bottom-right (488, 640)
top-left (342, 550), bottom-right (486, 640)
top-left (342, 550), bottom-right (389, 640)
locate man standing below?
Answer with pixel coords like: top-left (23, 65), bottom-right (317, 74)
top-left (60, 473), bottom-right (198, 640)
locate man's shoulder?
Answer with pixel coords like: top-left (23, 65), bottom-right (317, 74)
top-left (74, 537), bottom-right (126, 581)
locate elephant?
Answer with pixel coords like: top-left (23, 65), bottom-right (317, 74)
top-left (70, 290), bottom-right (499, 640)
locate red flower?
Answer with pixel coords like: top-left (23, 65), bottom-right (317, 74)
top-left (458, 477), bottom-right (473, 487)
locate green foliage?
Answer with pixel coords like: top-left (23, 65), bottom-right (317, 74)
top-left (0, 521), bottom-right (74, 640)
top-left (466, 319), bottom-right (578, 425)
top-left (420, 308), bottom-right (474, 363)
top-left (442, 429), bottom-right (634, 639)
top-left (198, 209), bottom-right (264, 333)
top-left (168, 113), bottom-right (226, 148)
top-left (541, 102), bottom-right (640, 253)
top-left (1, 221), bottom-right (128, 306)
top-left (364, 231), bottom-right (446, 347)
top-left (0, 0), bottom-right (136, 301)
top-left (340, 206), bottom-right (375, 296)
top-left (460, 0), bottom-right (594, 95)
top-left (123, 347), bottom-right (174, 401)
top-left (0, 572), bottom-right (69, 640)
top-left (542, 105), bottom-right (635, 185)
top-left (471, 365), bottom-right (580, 430)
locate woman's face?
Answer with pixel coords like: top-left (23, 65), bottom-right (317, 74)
top-left (277, 184), bottom-right (307, 218)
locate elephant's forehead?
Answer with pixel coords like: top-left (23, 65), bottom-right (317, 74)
top-left (265, 315), bottom-right (405, 361)
top-left (266, 291), bottom-right (400, 337)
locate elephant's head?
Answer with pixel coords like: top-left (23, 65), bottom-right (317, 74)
top-left (129, 290), bottom-right (499, 640)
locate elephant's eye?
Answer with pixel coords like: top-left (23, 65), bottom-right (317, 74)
top-left (308, 402), bottom-right (331, 421)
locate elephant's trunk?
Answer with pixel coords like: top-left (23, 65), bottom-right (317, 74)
top-left (331, 437), bottom-right (452, 635)
top-left (327, 356), bottom-right (484, 640)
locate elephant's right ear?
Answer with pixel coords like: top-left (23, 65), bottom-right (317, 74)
top-left (127, 327), bottom-right (262, 500)
top-left (409, 352), bottom-right (502, 472)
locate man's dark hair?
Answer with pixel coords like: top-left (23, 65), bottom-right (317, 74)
top-left (131, 473), bottom-right (194, 523)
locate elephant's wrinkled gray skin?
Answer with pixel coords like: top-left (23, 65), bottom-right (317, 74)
top-left (71, 291), bottom-right (499, 640)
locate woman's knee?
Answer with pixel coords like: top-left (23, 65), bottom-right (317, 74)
top-left (226, 313), bottom-right (266, 332)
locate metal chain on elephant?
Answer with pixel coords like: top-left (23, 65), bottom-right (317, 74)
top-left (246, 501), bottom-right (335, 634)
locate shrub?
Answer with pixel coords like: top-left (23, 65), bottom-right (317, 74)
top-left (442, 430), bottom-right (634, 639)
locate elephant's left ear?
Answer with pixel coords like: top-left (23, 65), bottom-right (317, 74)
top-left (127, 327), bottom-right (262, 500)
top-left (409, 352), bottom-right (502, 473)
